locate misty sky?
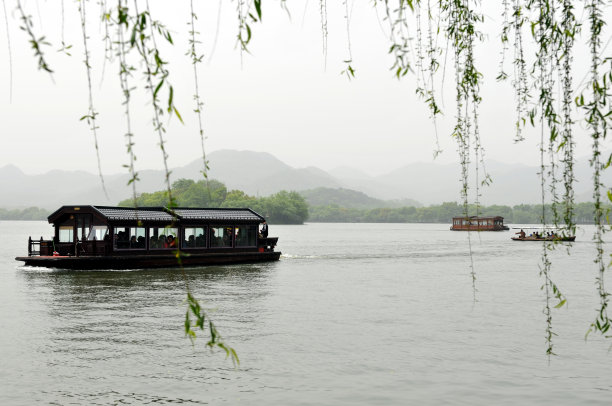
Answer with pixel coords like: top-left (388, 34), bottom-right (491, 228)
top-left (0, 1), bottom-right (605, 177)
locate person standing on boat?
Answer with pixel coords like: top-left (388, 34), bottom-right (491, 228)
top-left (260, 221), bottom-right (268, 238)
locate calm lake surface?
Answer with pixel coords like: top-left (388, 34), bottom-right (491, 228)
top-left (1, 221), bottom-right (612, 405)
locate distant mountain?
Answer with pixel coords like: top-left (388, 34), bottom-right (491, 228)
top-left (1, 149), bottom-right (609, 209)
top-left (301, 187), bottom-right (421, 209)
top-left (173, 151), bottom-right (341, 196)
top-left (330, 158), bottom-right (612, 206)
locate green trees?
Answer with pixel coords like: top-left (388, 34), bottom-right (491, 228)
top-left (258, 191), bottom-right (309, 224)
top-left (118, 179), bottom-right (308, 224)
top-left (307, 202), bottom-right (610, 224)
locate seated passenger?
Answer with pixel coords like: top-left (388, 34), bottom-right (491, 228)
top-left (117, 231), bottom-right (129, 248)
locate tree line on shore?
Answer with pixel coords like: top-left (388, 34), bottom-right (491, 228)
top-left (2, 183), bottom-right (608, 225)
top-left (308, 201), bottom-right (608, 224)
top-left (0, 207), bottom-right (51, 221)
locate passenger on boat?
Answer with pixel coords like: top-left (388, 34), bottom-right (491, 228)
top-left (166, 235), bottom-right (176, 248)
top-left (117, 231), bottom-right (129, 248)
top-left (260, 221), bottom-right (268, 238)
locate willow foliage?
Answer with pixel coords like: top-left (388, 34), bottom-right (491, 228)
top-left (4, 0), bottom-right (612, 355)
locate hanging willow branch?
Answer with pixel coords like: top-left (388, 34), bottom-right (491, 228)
top-left (340, 0), bottom-right (355, 79)
top-left (16, 0), bottom-right (53, 78)
top-left (115, 0), bottom-right (138, 205)
top-left (99, 0), bottom-right (115, 88)
top-left (525, 0), bottom-right (567, 355)
top-left (581, 0), bottom-right (611, 339)
top-left (188, 0), bottom-right (209, 181)
top-left (236, 0), bottom-right (262, 66)
top-left (320, 0), bottom-right (328, 70)
top-left (79, 0), bottom-right (109, 200)
top-left (511, 0), bottom-right (529, 142)
top-left (559, 0), bottom-right (577, 236)
top-left (444, 0), bottom-right (484, 299)
top-left (130, 0), bottom-right (179, 210)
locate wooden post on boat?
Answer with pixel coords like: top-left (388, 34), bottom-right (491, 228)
top-left (28, 237), bottom-right (32, 256)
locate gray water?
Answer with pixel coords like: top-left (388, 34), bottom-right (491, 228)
top-left (1, 221), bottom-right (611, 405)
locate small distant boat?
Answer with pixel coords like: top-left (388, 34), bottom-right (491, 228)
top-left (511, 235), bottom-right (576, 242)
top-left (450, 216), bottom-right (509, 231)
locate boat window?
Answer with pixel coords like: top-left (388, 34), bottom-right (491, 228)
top-left (149, 227), bottom-right (178, 249)
top-left (210, 226), bottom-right (233, 248)
top-left (235, 225), bottom-right (257, 247)
top-left (77, 215), bottom-right (91, 240)
top-left (114, 226), bottom-right (146, 249)
top-left (183, 227), bottom-right (207, 249)
top-left (88, 226), bottom-right (108, 241)
top-left (59, 226), bottom-right (74, 243)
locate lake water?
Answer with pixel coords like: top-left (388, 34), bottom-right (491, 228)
top-left (1, 221), bottom-right (612, 405)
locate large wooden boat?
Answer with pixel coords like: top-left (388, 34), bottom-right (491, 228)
top-left (15, 205), bottom-right (281, 269)
top-left (450, 216), bottom-right (509, 231)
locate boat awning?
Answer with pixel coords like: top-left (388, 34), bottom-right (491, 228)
top-left (173, 208), bottom-right (264, 222)
top-left (94, 207), bottom-right (174, 222)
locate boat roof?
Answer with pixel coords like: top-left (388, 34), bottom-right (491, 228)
top-left (47, 205), bottom-right (265, 223)
top-left (173, 208), bottom-right (263, 221)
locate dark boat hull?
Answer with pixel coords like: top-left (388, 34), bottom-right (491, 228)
top-left (511, 236), bottom-right (575, 242)
top-left (15, 251), bottom-right (281, 270)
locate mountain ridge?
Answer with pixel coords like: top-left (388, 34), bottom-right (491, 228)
top-left (1, 149), bottom-right (609, 209)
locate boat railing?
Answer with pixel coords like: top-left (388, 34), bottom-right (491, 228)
top-left (27, 237), bottom-right (111, 257)
top-left (27, 236), bottom-right (54, 256)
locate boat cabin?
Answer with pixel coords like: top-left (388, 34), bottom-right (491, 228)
top-left (18, 205), bottom-right (280, 269)
top-left (450, 216), bottom-right (509, 231)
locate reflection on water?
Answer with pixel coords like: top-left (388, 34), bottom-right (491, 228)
top-left (3, 221), bottom-right (612, 405)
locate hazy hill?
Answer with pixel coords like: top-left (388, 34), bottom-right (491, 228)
top-left (1, 149), bottom-right (609, 209)
top-left (301, 187), bottom-right (421, 209)
top-left (173, 150), bottom-right (341, 196)
top-left (331, 158), bottom-right (611, 205)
